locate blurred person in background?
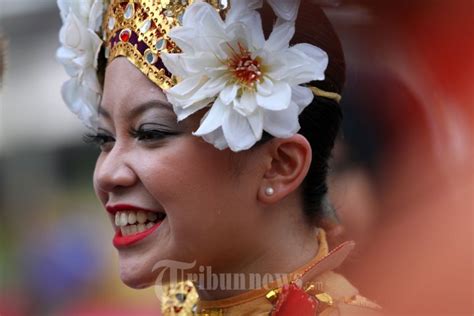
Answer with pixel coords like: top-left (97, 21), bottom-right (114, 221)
top-left (55, 0), bottom-right (382, 315)
top-left (324, 2), bottom-right (474, 314)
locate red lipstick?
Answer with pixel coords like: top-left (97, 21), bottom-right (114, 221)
top-left (113, 223), bottom-right (161, 248)
top-left (106, 204), bottom-right (165, 248)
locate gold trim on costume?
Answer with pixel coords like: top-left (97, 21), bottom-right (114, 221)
top-left (161, 280), bottom-right (199, 316)
top-left (109, 42), bottom-right (175, 89)
top-left (344, 294), bottom-right (383, 310)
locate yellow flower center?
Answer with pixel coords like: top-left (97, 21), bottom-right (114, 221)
top-left (227, 43), bottom-right (262, 89)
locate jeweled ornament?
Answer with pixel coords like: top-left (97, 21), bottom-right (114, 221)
top-left (218, 0), bottom-right (229, 9)
top-left (108, 16), bottom-right (115, 30)
top-left (144, 49), bottom-right (157, 64)
top-left (155, 37), bottom-right (167, 50)
top-left (124, 2), bottom-right (134, 19)
top-left (119, 29), bottom-right (131, 42)
top-left (140, 19), bottom-right (151, 33)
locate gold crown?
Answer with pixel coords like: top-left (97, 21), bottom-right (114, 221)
top-left (102, 0), bottom-right (229, 90)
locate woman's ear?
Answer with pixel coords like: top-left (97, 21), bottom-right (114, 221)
top-left (257, 134), bottom-right (312, 204)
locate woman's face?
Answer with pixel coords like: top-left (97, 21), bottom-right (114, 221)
top-left (94, 58), bottom-right (267, 288)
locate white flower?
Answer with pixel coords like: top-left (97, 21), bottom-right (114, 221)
top-left (161, 0), bottom-right (328, 152)
top-left (56, 0), bottom-right (104, 129)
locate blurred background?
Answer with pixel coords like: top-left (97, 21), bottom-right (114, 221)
top-left (0, 0), bottom-right (472, 315)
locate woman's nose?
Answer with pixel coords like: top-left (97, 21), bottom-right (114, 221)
top-left (94, 146), bottom-right (137, 193)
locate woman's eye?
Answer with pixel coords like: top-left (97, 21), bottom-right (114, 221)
top-left (83, 133), bottom-right (115, 151)
top-left (134, 129), bottom-right (169, 141)
top-left (131, 125), bottom-right (179, 142)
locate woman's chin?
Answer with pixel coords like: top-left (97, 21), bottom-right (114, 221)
top-left (118, 257), bottom-right (156, 289)
top-left (119, 268), bottom-right (155, 289)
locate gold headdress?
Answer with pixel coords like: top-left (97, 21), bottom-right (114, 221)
top-left (101, 0), bottom-right (341, 104)
top-left (102, 0), bottom-right (229, 90)
top-left (58, 0), bottom-right (342, 151)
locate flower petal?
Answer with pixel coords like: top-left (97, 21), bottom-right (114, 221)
top-left (175, 2), bottom-right (227, 56)
top-left (225, 0), bottom-right (263, 24)
top-left (264, 21), bottom-right (294, 52)
top-left (223, 109), bottom-right (259, 151)
top-left (201, 128), bottom-right (228, 150)
top-left (247, 108), bottom-right (263, 140)
top-left (61, 78), bottom-right (99, 129)
top-left (167, 76), bottom-right (205, 99)
top-left (172, 97), bottom-right (213, 121)
top-left (291, 85), bottom-right (314, 113)
top-left (182, 1), bottom-right (224, 30)
top-left (161, 53), bottom-right (188, 78)
top-left (234, 90), bottom-right (258, 116)
top-left (236, 12), bottom-right (265, 50)
top-left (183, 52), bottom-right (224, 75)
top-left (88, 30), bottom-right (102, 69)
top-left (263, 102), bottom-right (300, 138)
top-left (82, 68), bottom-right (101, 93)
top-left (167, 26), bottom-right (199, 53)
top-left (88, 0), bottom-right (104, 32)
top-left (282, 44), bottom-right (328, 85)
top-left (56, 47), bottom-right (80, 76)
top-left (61, 78), bottom-right (80, 112)
top-left (256, 77), bottom-right (274, 96)
top-left (256, 81), bottom-right (291, 111)
top-left (267, 0), bottom-right (301, 21)
top-left (193, 98), bottom-right (229, 136)
top-left (59, 13), bottom-right (83, 48)
top-left (57, 0), bottom-right (71, 22)
top-left (56, 0), bottom-right (102, 130)
top-left (190, 76), bottom-right (227, 101)
top-left (219, 84), bottom-right (239, 105)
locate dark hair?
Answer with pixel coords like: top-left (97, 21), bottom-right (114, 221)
top-left (261, 3), bottom-right (345, 225)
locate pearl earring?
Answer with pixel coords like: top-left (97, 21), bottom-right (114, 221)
top-left (265, 187), bottom-right (275, 196)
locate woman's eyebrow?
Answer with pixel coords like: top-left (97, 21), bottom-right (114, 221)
top-left (128, 100), bottom-right (173, 119)
top-left (98, 99), bottom-right (173, 119)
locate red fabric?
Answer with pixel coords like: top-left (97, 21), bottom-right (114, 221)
top-left (271, 284), bottom-right (319, 316)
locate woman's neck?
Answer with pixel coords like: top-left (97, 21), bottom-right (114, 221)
top-left (195, 214), bottom-right (320, 301)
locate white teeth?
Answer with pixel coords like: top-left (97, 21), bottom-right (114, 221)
top-left (147, 212), bottom-right (158, 221)
top-left (128, 212), bottom-right (137, 225)
top-left (115, 210), bottom-right (165, 236)
top-left (120, 222), bottom-right (159, 236)
top-left (137, 211), bottom-right (147, 224)
top-left (120, 212), bottom-right (128, 226)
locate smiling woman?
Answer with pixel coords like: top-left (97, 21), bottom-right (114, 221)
top-left (56, 0), bottom-right (381, 315)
